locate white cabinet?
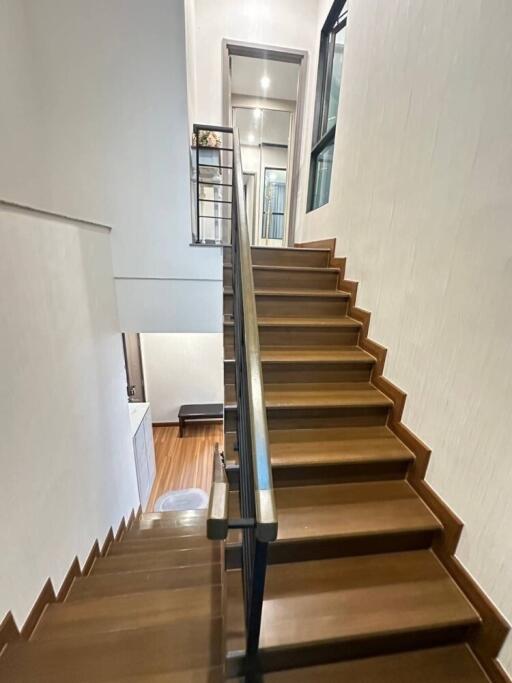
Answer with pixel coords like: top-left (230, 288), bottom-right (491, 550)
top-left (129, 403), bottom-right (156, 510)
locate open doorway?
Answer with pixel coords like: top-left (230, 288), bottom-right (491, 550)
top-left (223, 41), bottom-right (307, 247)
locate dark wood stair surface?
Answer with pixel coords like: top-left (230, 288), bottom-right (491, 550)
top-left (225, 382), bottom-right (392, 410)
top-left (226, 550), bottom-right (480, 668)
top-left (0, 510), bottom-right (223, 682)
top-left (226, 480), bottom-right (442, 561)
top-left (0, 245), bottom-right (496, 682)
top-left (246, 644), bottom-right (489, 682)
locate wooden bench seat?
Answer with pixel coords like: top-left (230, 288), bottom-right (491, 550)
top-left (178, 403), bottom-right (223, 437)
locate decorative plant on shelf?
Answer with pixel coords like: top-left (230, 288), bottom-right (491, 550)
top-left (192, 130), bottom-right (222, 148)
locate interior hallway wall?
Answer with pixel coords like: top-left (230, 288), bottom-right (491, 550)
top-left (0, 0), bottom-right (222, 333)
top-left (297, 0), bottom-right (512, 673)
top-left (140, 333), bottom-right (224, 423)
top-left (187, 0), bottom-right (321, 244)
top-left (0, 203), bottom-right (140, 630)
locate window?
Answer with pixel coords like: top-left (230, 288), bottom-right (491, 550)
top-left (308, 0), bottom-right (348, 211)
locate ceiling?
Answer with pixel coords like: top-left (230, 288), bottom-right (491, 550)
top-left (230, 55), bottom-right (300, 101)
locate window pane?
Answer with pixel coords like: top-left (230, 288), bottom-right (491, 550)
top-left (323, 24), bottom-right (346, 134)
top-left (311, 141), bottom-right (334, 210)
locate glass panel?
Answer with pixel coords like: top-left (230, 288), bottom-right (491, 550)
top-left (233, 106), bottom-right (291, 244)
top-left (311, 140), bottom-right (334, 210)
top-left (262, 168), bottom-right (287, 240)
top-left (323, 23), bottom-right (346, 135)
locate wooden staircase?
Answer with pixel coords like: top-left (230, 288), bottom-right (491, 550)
top-left (222, 244), bottom-right (502, 681)
top-left (0, 510), bottom-right (224, 681)
top-left (0, 243), bottom-right (507, 682)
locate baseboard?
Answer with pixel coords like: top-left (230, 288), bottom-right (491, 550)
top-left (153, 420), bottom-right (222, 427)
top-left (296, 237), bottom-right (511, 682)
top-left (0, 504), bottom-right (140, 651)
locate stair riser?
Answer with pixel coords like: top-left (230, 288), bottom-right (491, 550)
top-left (91, 546), bottom-right (221, 575)
top-left (224, 293), bottom-right (349, 318)
top-left (108, 536), bottom-right (210, 555)
top-left (224, 266), bottom-right (339, 291)
top-left (224, 326), bottom-right (359, 355)
top-left (226, 529), bottom-right (438, 569)
top-left (226, 625), bottom-right (475, 677)
top-left (224, 360), bottom-right (373, 384)
top-left (67, 564), bottom-right (222, 602)
top-left (226, 460), bottom-right (410, 489)
top-left (224, 405), bottom-right (390, 432)
top-left (224, 246), bottom-right (331, 268)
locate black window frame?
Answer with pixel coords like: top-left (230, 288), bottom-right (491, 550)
top-left (307, 0), bottom-right (348, 212)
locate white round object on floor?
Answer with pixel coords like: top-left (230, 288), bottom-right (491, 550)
top-left (154, 488), bottom-right (209, 512)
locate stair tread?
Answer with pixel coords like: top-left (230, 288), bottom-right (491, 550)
top-left (108, 534), bottom-right (211, 555)
top-left (250, 316), bottom-right (359, 327)
top-left (225, 288), bottom-right (349, 299)
top-left (271, 425), bottom-right (411, 466)
top-left (135, 509), bottom-right (206, 532)
top-left (226, 550), bottom-right (480, 654)
top-left (225, 382), bottom-right (392, 409)
top-left (226, 346), bottom-right (374, 363)
top-left (91, 545), bottom-right (220, 575)
top-left (0, 620), bottom-right (222, 682)
top-left (228, 481), bottom-right (441, 545)
top-left (67, 564), bottom-right (221, 601)
top-left (225, 426), bottom-right (413, 468)
top-left (224, 264), bottom-right (339, 274)
top-left (34, 585), bottom-right (221, 641)
top-left (256, 644), bottom-right (489, 682)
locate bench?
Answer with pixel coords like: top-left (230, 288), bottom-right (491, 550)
top-left (178, 403), bottom-right (223, 437)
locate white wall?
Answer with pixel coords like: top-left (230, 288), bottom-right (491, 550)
top-left (0, 203), bottom-right (140, 629)
top-left (0, 0), bottom-right (222, 332)
top-left (188, 0), bottom-right (321, 243)
top-left (298, 0), bottom-right (512, 673)
top-left (140, 334), bottom-right (224, 423)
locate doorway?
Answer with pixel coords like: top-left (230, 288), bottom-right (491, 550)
top-left (223, 41), bottom-right (307, 247)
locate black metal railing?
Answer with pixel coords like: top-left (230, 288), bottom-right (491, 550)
top-left (204, 123), bottom-right (277, 674)
top-left (192, 123), bottom-right (234, 244)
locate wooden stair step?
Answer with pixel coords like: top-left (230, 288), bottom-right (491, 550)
top-left (226, 346), bottom-right (374, 363)
top-left (224, 264), bottom-right (340, 292)
top-left (225, 426), bottom-right (414, 485)
top-left (67, 564), bottom-right (221, 602)
top-left (245, 245), bottom-right (331, 268)
top-left (226, 481), bottom-right (441, 563)
top-left (91, 545), bottom-right (220, 575)
top-left (224, 290), bottom-right (350, 319)
top-left (254, 644), bottom-right (489, 682)
top-left (225, 382), bottom-right (392, 410)
top-left (226, 550), bottom-right (480, 671)
top-left (253, 316), bottom-right (359, 326)
top-left (0, 620), bottom-right (222, 682)
top-left (33, 585), bottom-right (221, 641)
top-left (134, 509), bottom-right (206, 533)
top-left (108, 534), bottom-right (211, 555)
top-left (268, 425), bottom-right (413, 467)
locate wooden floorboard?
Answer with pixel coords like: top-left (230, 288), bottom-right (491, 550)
top-left (147, 424), bottom-right (223, 511)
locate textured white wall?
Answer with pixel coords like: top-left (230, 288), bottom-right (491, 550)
top-left (0, 204), bottom-right (139, 629)
top-left (299, 0), bottom-right (512, 672)
top-left (140, 333), bottom-right (224, 423)
top-left (0, 0), bottom-right (222, 332)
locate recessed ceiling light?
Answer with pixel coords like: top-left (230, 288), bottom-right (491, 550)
top-left (260, 75), bottom-right (270, 90)
top-left (253, 108), bottom-right (262, 119)
top-left (248, 132), bottom-right (255, 143)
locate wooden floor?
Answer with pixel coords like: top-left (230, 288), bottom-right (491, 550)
top-left (147, 423), bottom-right (223, 511)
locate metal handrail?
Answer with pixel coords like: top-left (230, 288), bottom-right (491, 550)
top-left (231, 127), bottom-right (277, 543)
top-left (200, 122), bottom-right (277, 667)
top-left (207, 443), bottom-right (229, 540)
